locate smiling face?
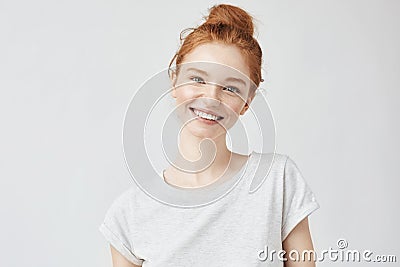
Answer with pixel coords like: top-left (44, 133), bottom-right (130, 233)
top-left (170, 42), bottom-right (256, 139)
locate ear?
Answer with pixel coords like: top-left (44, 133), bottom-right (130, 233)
top-left (170, 70), bottom-right (177, 99)
top-left (239, 92), bottom-right (256, 115)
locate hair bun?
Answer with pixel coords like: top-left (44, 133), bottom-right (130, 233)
top-left (204, 4), bottom-right (255, 36)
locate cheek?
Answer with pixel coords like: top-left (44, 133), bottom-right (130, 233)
top-left (224, 99), bottom-right (246, 114)
top-left (174, 86), bottom-right (197, 103)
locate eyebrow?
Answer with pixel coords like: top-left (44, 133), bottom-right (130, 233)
top-left (225, 77), bottom-right (247, 87)
top-left (186, 67), bottom-right (208, 76)
top-left (186, 67), bottom-right (247, 87)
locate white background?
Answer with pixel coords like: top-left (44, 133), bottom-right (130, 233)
top-left (0, 0), bottom-right (399, 266)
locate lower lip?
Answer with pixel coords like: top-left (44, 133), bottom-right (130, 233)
top-left (190, 108), bottom-right (219, 125)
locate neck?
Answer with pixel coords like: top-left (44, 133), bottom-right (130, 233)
top-left (169, 126), bottom-right (232, 187)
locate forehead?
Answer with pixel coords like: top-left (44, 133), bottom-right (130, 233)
top-left (181, 42), bottom-right (251, 79)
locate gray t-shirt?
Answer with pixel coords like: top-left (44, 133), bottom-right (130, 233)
top-left (99, 152), bottom-right (319, 266)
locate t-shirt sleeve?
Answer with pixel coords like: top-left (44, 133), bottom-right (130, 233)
top-left (98, 189), bottom-right (144, 266)
top-left (281, 156), bottom-right (320, 242)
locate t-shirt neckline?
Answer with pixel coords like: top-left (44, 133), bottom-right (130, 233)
top-left (161, 151), bottom-right (255, 191)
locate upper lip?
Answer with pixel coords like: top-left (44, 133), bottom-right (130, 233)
top-left (190, 107), bottom-right (224, 119)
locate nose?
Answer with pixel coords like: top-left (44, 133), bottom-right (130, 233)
top-left (201, 83), bottom-right (221, 106)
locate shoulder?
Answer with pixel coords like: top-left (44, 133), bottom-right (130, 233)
top-left (104, 185), bottom-right (139, 218)
top-left (248, 152), bottom-right (289, 192)
top-left (250, 151), bottom-right (289, 174)
top-left (248, 152), bottom-right (310, 193)
top-left (251, 151), bottom-right (303, 174)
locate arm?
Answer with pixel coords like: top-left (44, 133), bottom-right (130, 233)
top-left (110, 245), bottom-right (142, 267)
top-left (282, 217), bottom-right (316, 267)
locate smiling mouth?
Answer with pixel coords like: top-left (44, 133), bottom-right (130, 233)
top-left (189, 107), bottom-right (224, 121)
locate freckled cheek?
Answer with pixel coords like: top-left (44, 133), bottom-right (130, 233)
top-left (174, 86), bottom-right (199, 103)
top-left (225, 100), bottom-right (245, 115)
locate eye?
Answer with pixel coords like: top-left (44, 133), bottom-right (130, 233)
top-left (223, 86), bottom-right (240, 94)
top-left (190, 76), bottom-right (206, 84)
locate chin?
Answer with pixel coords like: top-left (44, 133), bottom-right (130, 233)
top-left (186, 123), bottom-right (226, 140)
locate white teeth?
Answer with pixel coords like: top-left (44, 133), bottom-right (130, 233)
top-left (193, 109), bottom-right (219, 121)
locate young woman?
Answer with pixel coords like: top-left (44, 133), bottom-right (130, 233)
top-left (100, 4), bottom-right (319, 266)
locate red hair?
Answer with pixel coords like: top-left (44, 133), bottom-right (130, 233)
top-left (169, 4), bottom-right (263, 91)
